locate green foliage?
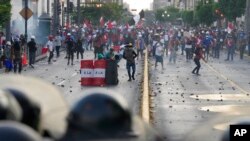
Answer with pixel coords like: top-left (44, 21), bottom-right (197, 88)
top-left (155, 6), bottom-right (180, 22)
top-left (195, 0), bottom-right (216, 26)
top-left (181, 10), bottom-right (193, 25)
top-left (73, 3), bottom-right (123, 26)
top-left (0, 0), bottom-right (11, 27)
top-left (218, 0), bottom-right (246, 21)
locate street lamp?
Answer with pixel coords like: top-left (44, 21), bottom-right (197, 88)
top-left (61, 0), bottom-right (64, 26)
top-left (96, 4), bottom-right (102, 8)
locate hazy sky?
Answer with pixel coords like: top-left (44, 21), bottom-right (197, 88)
top-left (124, 0), bottom-right (153, 13)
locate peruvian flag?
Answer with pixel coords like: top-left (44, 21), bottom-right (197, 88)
top-left (227, 22), bottom-right (234, 33)
top-left (83, 19), bottom-right (92, 29)
top-left (136, 19), bottom-right (144, 29)
top-left (107, 20), bottom-right (113, 29)
top-left (100, 16), bottom-right (104, 27)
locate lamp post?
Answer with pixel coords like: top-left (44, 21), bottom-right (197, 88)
top-left (66, 0), bottom-right (69, 28)
top-left (77, 0), bottom-right (80, 25)
top-left (61, 0), bottom-right (64, 27)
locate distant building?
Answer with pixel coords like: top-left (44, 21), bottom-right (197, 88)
top-left (153, 0), bottom-right (198, 10)
top-left (84, 0), bottom-right (123, 5)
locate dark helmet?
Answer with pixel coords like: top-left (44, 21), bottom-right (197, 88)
top-left (66, 88), bottom-right (132, 139)
top-left (0, 121), bottom-right (42, 141)
top-left (4, 88), bottom-right (41, 131)
top-left (0, 75), bottom-right (69, 139)
top-left (0, 90), bottom-right (22, 121)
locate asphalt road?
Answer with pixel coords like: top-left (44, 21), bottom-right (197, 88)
top-left (18, 50), bottom-right (143, 115)
top-left (150, 50), bottom-right (250, 141)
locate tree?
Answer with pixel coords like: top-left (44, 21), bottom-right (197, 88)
top-left (73, 3), bottom-right (123, 26)
top-left (181, 10), bottom-right (193, 26)
top-left (218, 0), bottom-right (246, 21)
top-left (155, 6), bottom-right (180, 23)
top-left (195, 0), bottom-right (216, 26)
top-left (0, 0), bottom-right (11, 28)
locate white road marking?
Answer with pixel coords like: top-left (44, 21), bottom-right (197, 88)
top-left (57, 80), bottom-right (65, 85)
top-left (71, 72), bottom-right (77, 77)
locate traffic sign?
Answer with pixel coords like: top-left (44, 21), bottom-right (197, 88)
top-left (19, 7), bottom-right (33, 20)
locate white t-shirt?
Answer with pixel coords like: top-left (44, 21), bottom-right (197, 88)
top-left (54, 36), bottom-right (62, 46)
top-left (164, 34), bottom-right (169, 41)
top-left (46, 41), bottom-right (54, 51)
top-left (155, 43), bottom-right (163, 56)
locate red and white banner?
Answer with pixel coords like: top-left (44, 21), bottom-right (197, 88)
top-left (81, 60), bottom-right (94, 86)
top-left (93, 60), bottom-right (106, 86)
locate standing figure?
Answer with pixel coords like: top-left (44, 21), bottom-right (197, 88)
top-left (192, 46), bottom-right (207, 76)
top-left (13, 37), bottom-right (22, 73)
top-left (225, 33), bottom-right (235, 61)
top-left (169, 37), bottom-right (179, 64)
top-left (27, 36), bottom-right (37, 68)
top-left (123, 43), bottom-right (137, 81)
top-left (54, 33), bottom-right (62, 57)
top-left (47, 36), bottom-right (54, 64)
top-left (65, 33), bottom-right (75, 65)
top-left (76, 38), bottom-right (84, 60)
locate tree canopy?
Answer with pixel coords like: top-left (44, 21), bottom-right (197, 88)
top-left (73, 3), bottom-right (123, 26)
top-left (0, 0), bottom-right (11, 28)
top-left (217, 0), bottom-right (246, 21)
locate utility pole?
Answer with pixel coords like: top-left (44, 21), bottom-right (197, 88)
top-left (24, 0), bottom-right (28, 44)
top-left (66, 0), bottom-right (70, 28)
top-left (47, 0), bottom-right (50, 14)
top-left (245, 0), bottom-right (250, 33)
top-left (62, 1), bottom-right (65, 27)
top-left (77, 0), bottom-right (80, 26)
top-left (53, 0), bottom-right (58, 35)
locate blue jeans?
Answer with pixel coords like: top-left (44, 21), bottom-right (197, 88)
top-left (126, 62), bottom-right (135, 79)
top-left (29, 52), bottom-right (36, 65)
top-left (226, 46), bottom-right (234, 60)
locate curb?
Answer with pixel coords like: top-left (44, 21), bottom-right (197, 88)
top-left (141, 50), bottom-right (150, 123)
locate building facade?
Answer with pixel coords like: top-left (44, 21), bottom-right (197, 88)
top-left (153, 0), bottom-right (197, 11)
top-left (84, 0), bottom-right (123, 5)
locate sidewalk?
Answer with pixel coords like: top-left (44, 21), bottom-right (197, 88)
top-left (0, 53), bottom-right (48, 74)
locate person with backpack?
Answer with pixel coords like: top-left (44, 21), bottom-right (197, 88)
top-left (123, 43), bottom-right (137, 81)
top-left (192, 45), bottom-right (207, 76)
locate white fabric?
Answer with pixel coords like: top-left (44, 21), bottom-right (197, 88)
top-left (54, 36), bottom-right (62, 46)
top-left (185, 45), bottom-right (192, 49)
top-left (164, 34), bottom-right (169, 41)
top-left (155, 43), bottom-right (163, 56)
top-left (46, 41), bottom-right (54, 52)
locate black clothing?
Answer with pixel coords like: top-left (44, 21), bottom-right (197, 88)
top-left (66, 38), bottom-right (75, 65)
top-left (13, 41), bottom-right (22, 73)
top-left (76, 40), bottom-right (84, 59)
top-left (27, 40), bottom-right (37, 53)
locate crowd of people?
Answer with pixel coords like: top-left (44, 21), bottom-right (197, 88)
top-left (1, 24), bottom-right (250, 78)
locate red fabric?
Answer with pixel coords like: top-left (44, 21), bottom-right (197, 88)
top-left (107, 21), bottom-right (113, 29)
top-left (100, 16), bottom-right (104, 27)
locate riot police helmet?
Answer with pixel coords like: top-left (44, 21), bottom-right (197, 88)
top-left (4, 88), bottom-right (41, 131)
top-left (0, 121), bottom-right (42, 141)
top-left (0, 89), bottom-right (22, 121)
top-left (67, 89), bottom-right (132, 137)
